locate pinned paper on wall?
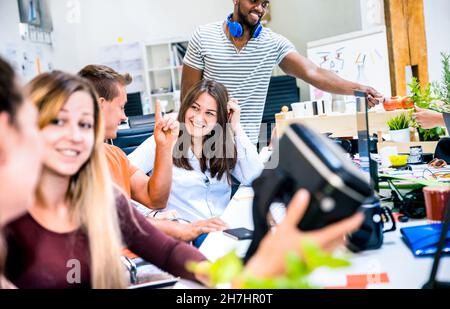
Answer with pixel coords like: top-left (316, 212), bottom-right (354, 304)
top-left (1, 43), bottom-right (52, 81)
top-left (318, 47), bottom-right (345, 74)
top-left (99, 41), bottom-right (144, 93)
top-left (4, 45), bottom-right (20, 71)
top-left (100, 42), bottom-right (141, 62)
top-left (307, 27), bottom-right (392, 102)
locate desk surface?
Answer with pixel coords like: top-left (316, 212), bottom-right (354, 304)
top-left (198, 186), bottom-right (450, 289)
top-left (276, 109), bottom-right (409, 138)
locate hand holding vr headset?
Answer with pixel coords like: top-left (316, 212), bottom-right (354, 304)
top-left (244, 122), bottom-right (393, 270)
top-left (245, 189), bottom-right (364, 279)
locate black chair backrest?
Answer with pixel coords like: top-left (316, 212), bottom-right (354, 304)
top-left (260, 76), bottom-right (300, 143)
top-left (112, 126), bottom-right (153, 155)
top-left (434, 137), bottom-right (450, 163)
top-left (125, 92), bottom-right (143, 117)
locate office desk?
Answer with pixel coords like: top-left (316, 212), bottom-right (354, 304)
top-left (197, 186), bottom-right (450, 289)
top-left (275, 110), bottom-right (409, 138)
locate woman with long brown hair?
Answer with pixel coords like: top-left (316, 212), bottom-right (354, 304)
top-left (129, 79), bottom-right (264, 226)
top-left (4, 71), bottom-right (205, 288)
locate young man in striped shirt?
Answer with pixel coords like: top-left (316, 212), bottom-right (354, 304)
top-left (182, 0), bottom-right (383, 144)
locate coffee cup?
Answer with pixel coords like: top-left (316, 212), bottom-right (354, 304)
top-left (315, 100), bottom-right (325, 115)
top-left (408, 146), bottom-right (424, 164)
top-left (304, 101), bottom-right (314, 116)
top-left (332, 100), bottom-right (346, 113)
top-left (423, 186), bottom-right (450, 223)
top-left (380, 146), bottom-right (398, 168)
top-left (323, 100), bottom-right (333, 115)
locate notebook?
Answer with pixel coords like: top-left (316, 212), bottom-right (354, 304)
top-left (127, 258), bottom-right (179, 289)
top-left (400, 223), bottom-right (450, 256)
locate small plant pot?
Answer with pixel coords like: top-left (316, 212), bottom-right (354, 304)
top-left (390, 128), bottom-right (410, 142)
top-left (418, 128), bottom-right (441, 141)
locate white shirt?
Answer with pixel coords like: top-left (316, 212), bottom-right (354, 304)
top-left (184, 21), bottom-right (296, 143)
top-left (128, 133), bottom-right (264, 223)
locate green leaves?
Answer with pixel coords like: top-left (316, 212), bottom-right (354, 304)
top-left (418, 127), bottom-right (446, 141)
top-left (409, 77), bottom-right (434, 108)
top-left (409, 53), bottom-right (449, 107)
top-left (301, 239), bottom-right (350, 271)
top-left (187, 240), bottom-right (351, 289)
top-left (186, 250), bottom-right (244, 286)
top-left (407, 60), bottom-right (449, 141)
top-left (240, 240), bottom-right (350, 289)
top-left (387, 113), bottom-right (410, 131)
top-left (440, 52), bottom-right (450, 104)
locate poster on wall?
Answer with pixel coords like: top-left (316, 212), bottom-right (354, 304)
top-left (1, 43), bottom-right (52, 82)
top-left (307, 26), bottom-right (391, 103)
top-left (99, 41), bottom-right (145, 93)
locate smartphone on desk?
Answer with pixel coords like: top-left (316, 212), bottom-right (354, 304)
top-left (223, 228), bottom-right (253, 240)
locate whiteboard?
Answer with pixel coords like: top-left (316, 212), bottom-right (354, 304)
top-left (307, 26), bottom-right (391, 101)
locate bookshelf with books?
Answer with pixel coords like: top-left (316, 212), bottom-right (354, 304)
top-left (142, 38), bottom-right (189, 114)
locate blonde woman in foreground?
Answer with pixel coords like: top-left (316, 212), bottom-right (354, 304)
top-left (4, 71), bottom-right (205, 288)
top-left (0, 57), bottom-right (43, 288)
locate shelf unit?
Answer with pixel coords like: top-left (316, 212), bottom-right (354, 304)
top-left (142, 38), bottom-right (189, 114)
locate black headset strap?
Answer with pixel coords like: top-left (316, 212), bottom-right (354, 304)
top-left (423, 199), bottom-right (450, 288)
top-left (244, 169), bottom-right (286, 263)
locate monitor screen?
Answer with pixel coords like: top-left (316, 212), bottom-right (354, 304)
top-left (355, 90), bottom-right (378, 190)
top-left (17, 0), bottom-right (53, 31)
top-left (18, 0), bottom-right (41, 26)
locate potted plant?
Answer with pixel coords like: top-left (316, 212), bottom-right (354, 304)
top-left (409, 53), bottom-right (450, 141)
top-left (387, 113), bottom-right (411, 142)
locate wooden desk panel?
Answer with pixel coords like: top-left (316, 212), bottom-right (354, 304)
top-left (276, 110), bottom-right (410, 138)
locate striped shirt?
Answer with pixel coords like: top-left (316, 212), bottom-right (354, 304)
top-left (184, 21), bottom-right (296, 143)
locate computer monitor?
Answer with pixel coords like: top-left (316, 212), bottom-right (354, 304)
top-left (355, 90), bottom-right (379, 192)
top-left (17, 0), bottom-right (53, 31)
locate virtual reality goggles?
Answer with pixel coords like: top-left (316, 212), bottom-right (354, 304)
top-left (245, 123), bottom-right (375, 261)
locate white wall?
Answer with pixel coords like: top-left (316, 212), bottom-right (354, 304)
top-left (269, 0), bottom-right (362, 100)
top-left (58, 0), bottom-right (233, 73)
top-left (423, 0), bottom-right (450, 84)
top-left (1, 0), bottom-right (362, 98)
top-left (4, 0), bottom-right (447, 100)
top-left (0, 0), bottom-right (55, 80)
top-left (1, 0), bottom-right (233, 75)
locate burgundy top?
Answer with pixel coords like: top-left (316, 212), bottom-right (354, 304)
top-left (4, 193), bottom-right (206, 289)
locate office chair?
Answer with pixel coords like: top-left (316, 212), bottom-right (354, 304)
top-left (125, 92), bottom-right (144, 117)
top-left (260, 75), bottom-right (300, 146)
top-left (112, 126), bottom-right (153, 155)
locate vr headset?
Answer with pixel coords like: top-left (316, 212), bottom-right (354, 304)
top-left (245, 123), bottom-right (375, 261)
